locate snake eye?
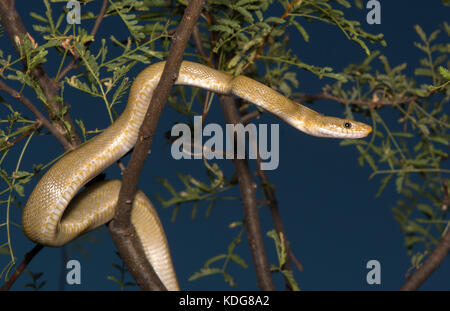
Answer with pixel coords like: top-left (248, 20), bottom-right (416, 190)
top-left (344, 122), bottom-right (352, 129)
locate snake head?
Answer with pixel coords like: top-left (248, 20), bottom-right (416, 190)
top-left (314, 117), bottom-right (372, 139)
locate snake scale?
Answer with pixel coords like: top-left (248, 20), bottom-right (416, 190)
top-left (22, 61), bottom-right (372, 290)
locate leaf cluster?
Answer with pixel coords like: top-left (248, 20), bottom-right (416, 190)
top-left (324, 24), bottom-right (450, 268)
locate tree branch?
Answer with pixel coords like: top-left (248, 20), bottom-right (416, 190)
top-left (0, 0), bottom-right (82, 146)
top-left (240, 110), bottom-right (261, 124)
top-left (400, 225), bottom-right (450, 290)
top-left (0, 244), bottom-right (43, 291)
top-left (90, 0), bottom-right (108, 37)
top-left (192, 24), bottom-right (209, 63)
top-left (441, 180), bottom-right (448, 211)
top-left (108, 0), bottom-right (205, 290)
top-left (220, 95), bottom-right (275, 291)
top-left (256, 155), bottom-right (303, 289)
top-left (0, 80), bottom-right (73, 150)
top-left (295, 89), bottom-right (418, 108)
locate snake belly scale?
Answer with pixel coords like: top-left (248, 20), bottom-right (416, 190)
top-left (23, 61), bottom-right (372, 291)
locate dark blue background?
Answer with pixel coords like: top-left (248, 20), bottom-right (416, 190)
top-left (1, 1), bottom-right (448, 290)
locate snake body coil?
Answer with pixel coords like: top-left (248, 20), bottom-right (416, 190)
top-left (23, 61), bottom-right (372, 291)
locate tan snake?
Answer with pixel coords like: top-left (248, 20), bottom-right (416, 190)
top-left (23, 61), bottom-right (372, 290)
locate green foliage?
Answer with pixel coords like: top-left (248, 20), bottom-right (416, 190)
top-left (189, 222), bottom-right (247, 287)
top-left (267, 230), bottom-right (300, 290)
top-left (106, 252), bottom-right (136, 290)
top-left (24, 270), bottom-right (46, 290)
top-left (405, 250), bottom-right (429, 277)
top-left (156, 160), bottom-right (239, 221)
top-left (198, 0), bottom-right (385, 78)
top-left (290, 0), bottom-right (385, 55)
top-left (0, 0), bottom-right (447, 289)
top-left (107, 0), bottom-right (147, 42)
top-left (320, 24), bottom-right (450, 268)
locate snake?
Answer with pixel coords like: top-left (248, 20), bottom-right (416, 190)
top-left (22, 61), bottom-right (372, 291)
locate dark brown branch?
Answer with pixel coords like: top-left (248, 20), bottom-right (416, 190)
top-left (56, 58), bottom-right (77, 83)
top-left (256, 155), bottom-right (303, 290)
top-left (0, 80), bottom-right (73, 150)
top-left (108, 0), bottom-right (205, 290)
top-left (0, 0), bottom-right (81, 146)
top-left (220, 95), bottom-right (275, 291)
top-left (191, 21), bottom-right (213, 121)
top-left (203, 10), bottom-right (217, 64)
top-left (442, 180), bottom-right (448, 211)
top-left (400, 229), bottom-right (450, 290)
top-left (240, 110), bottom-right (261, 124)
top-left (0, 244), bottom-right (43, 291)
top-left (296, 90), bottom-right (418, 108)
top-left (90, 0), bottom-right (108, 37)
top-left (192, 24), bottom-right (209, 63)
top-left (289, 250), bottom-right (304, 272)
top-left (4, 121), bottom-right (40, 149)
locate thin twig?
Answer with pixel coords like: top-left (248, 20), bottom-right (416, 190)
top-left (108, 0), bottom-right (206, 290)
top-left (118, 28), bottom-right (178, 45)
top-left (296, 90), bottom-right (418, 108)
top-left (90, 0), bottom-right (108, 37)
top-left (0, 244), bottom-right (44, 291)
top-left (0, 80), bottom-right (73, 150)
top-left (192, 24), bottom-right (209, 62)
top-left (240, 110), bottom-right (261, 124)
top-left (289, 250), bottom-right (304, 272)
top-left (3, 121), bottom-right (40, 149)
top-left (256, 155), bottom-right (303, 289)
top-left (442, 180), bottom-right (448, 211)
top-left (56, 58), bottom-right (77, 82)
top-left (203, 10), bottom-right (217, 65)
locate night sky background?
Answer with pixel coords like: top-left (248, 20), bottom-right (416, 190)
top-left (0, 0), bottom-right (449, 290)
